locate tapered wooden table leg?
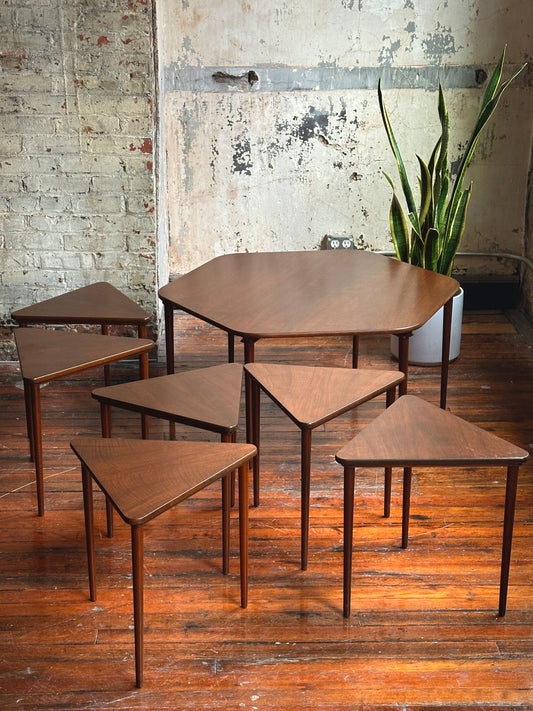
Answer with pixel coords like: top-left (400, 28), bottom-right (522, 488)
top-left (131, 525), bottom-right (145, 689)
top-left (248, 367), bottom-right (260, 507)
top-left (164, 301), bottom-right (175, 375)
top-left (384, 467), bottom-right (392, 519)
top-left (401, 467), bottom-right (412, 549)
top-left (101, 324), bottom-right (112, 386)
top-left (24, 380), bottom-right (35, 462)
top-left (352, 335), bottom-right (359, 369)
top-left (343, 466), bottom-right (355, 619)
top-left (138, 325), bottom-right (150, 439)
top-left (81, 464), bottom-right (97, 603)
top-left (238, 463), bottom-right (249, 609)
top-left (383, 387), bottom-right (396, 518)
top-left (100, 402), bottom-right (114, 538)
top-left (301, 429), bottom-right (312, 571)
top-left (440, 297), bottom-right (453, 410)
top-left (499, 465), bottom-right (519, 617)
top-left (397, 334), bottom-right (410, 396)
top-left (222, 472), bottom-right (231, 576)
top-left (25, 381), bottom-right (44, 516)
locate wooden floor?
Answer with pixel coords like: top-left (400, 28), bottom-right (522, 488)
top-left (1, 310), bottom-right (532, 710)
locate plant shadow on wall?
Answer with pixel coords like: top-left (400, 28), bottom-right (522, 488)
top-left (379, 47), bottom-right (527, 365)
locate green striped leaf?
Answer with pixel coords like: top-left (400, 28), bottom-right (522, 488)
top-left (389, 192), bottom-right (410, 262)
top-left (440, 187), bottom-right (472, 275)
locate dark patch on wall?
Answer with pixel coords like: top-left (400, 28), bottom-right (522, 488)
top-left (232, 136), bottom-right (252, 175)
top-left (354, 234), bottom-right (369, 249)
top-left (264, 103), bottom-right (359, 170)
top-left (378, 38), bottom-right (401, 66)
top-left (293, 105), bottom-right (353, 144)
top-left (267, 107), bottom-right (332, 163)
top-left (295, 107), bottom-right (330, 142)
top-left (422, 25), bottom-right (456, 64)
top-left (209, 142), bottom-right (219, 183)
top-left (450, 156), bottom-right (461, 177)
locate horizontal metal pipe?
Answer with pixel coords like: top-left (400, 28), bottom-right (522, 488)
top-left (375, 250), bottom-right (533, 272)
top-left (456, 251), bottom-right (533, 272)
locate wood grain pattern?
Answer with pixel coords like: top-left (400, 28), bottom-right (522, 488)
top-left (158, 251), bottom-right (459, 337)
top-left (92, 362), bottom-right (243, 435)
top-left (12, 281), bottom-right (151, 327)
top-left (1, 310), bottom-right (532, 708)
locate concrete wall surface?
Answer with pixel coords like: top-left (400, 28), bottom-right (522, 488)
top-left (157, 0), bottom-right (533, 286)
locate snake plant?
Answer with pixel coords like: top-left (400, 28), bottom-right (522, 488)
top-left (378, 48), bottom-right (526, 275)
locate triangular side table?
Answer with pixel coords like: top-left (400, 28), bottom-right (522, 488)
top-left (12, 281), bottom-right (150, 330)
top-left (336, 395), bottom-right (529, 618)
top-left (15, 328), bottom-right (154, 517)
top-left (12, 281), bottom-right (152, 387)
top-left (71, 436), bottom-right (256, 688)
top-left (246, 362), bottom-right (405, 570)
top-left (92, 362), bottom-right (244, 562)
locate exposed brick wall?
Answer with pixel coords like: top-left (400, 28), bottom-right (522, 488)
top-left (0, 0), bottom-right (157, 360)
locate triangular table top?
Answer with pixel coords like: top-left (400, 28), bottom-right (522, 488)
top-left (92, 363), bottom-right (243, 435)
top-left (336, 394), bottom-right (529, 467)
top-left (12, 282), bottom-right (150, 326)
top-left (245, 363), bottom-right (404, 429)
top-left (15, 328), bottom-right (154, 383)
top-left (70, 437), bottom-right (256, 526)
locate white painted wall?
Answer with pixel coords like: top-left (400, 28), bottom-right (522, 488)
top-left (156, 0), bottom-right (533, 282)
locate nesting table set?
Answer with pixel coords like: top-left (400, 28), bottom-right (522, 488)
top-left (12, 282), bottom-right (256, 689)
top-left (12, 251), bottom-right (529, 688)
top-left (12, 283), bottom-right (155, 517)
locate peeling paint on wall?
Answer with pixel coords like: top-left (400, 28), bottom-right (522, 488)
top-left (158, 0), bottom-right (533, 281)
top-left (232, 136), bottom-right (252, 175)
top-left (378, 38), bottom-right (401, 66)
top-left (422, 23), bottom-right (457, 64)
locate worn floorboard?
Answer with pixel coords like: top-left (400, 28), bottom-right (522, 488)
top-left (0, 310), bottom-right (532, 709)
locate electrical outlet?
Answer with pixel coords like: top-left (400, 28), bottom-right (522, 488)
top-left (326, 234), bottom-right (355, 250)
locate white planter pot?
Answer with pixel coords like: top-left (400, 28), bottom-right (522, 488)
top-left (391, 288), bottom-right (464, 366)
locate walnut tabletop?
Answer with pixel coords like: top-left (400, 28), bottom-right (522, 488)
top-left (70, 436), bottom-right (256, 688)
top-left (92, 363), bottom-right (243, 436)
top-left (15, 328), bottom-right (155, 517)
top-left (336, 394), bottom-right (529, 618)
top-left (12, 282), bottom-right (150, 328)
top-left (15, 328), bottom-right (154, 384)
top-left (159, 251), bottom-right (457, 341)
top-left (159, 250), bottom-right (459, 408)
top-left (70, 437), bottom-right (255, 527)
top-left (245, 363), bottom-right (404, 429)
top-left (335, 394), bottom-right (529, 468)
